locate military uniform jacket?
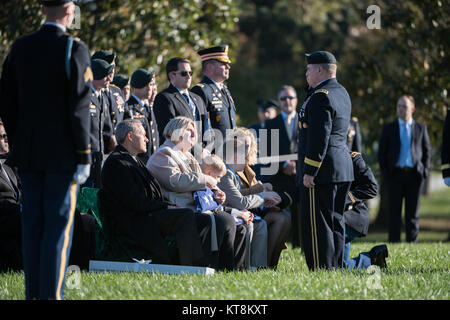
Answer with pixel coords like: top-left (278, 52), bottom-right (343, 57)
top-left (441, 106), bottom-right (450, 178)
top-left (298, 78), bottom-right (354, 184)
top-left (125, 94), bottom-right (159, 158)
top-left (191, 76), bottom-right (236, 139)
top-left (153, 83), bottom-right (207, 143)
top-left (344, 152), bottom-right (378, 236)
top-left (0, 24), bottom-right (92, 171)
top-left (105, 84), bottom-right (127, 132)
top-left (89, 89), bottom-right (114, 154)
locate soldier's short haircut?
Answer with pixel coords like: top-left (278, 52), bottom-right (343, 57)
top-left (317, 63), bottom-right (337, 75)
top-left (166, 57), bottom-right (190, 80)
top-left (116, 119), bottom-right (142, 144)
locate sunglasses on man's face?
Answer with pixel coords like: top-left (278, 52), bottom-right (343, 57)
top-left (279, 96), bottom-right (296, 101)
top-left (174, 71), bottom-right (193, 77)
top-left (0, 134), bottom-right (7, 140)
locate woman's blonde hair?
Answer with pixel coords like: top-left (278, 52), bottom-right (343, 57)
top-left (224, 127), bottom-right (258, 165)
top-left (163, 116), bottom-right (196, 143)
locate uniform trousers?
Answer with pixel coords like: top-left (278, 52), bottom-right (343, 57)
top-left (20, 172), bottom-right (77, 300)
top-left (300, 182), bottom-right (351, 270)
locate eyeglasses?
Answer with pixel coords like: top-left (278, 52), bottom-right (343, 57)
top-left (174, 71), bottom-right (193, 77)
top-left (0, 134), bottom-right (7, 140)
top-left (280, 96), bottom-right (297, 101)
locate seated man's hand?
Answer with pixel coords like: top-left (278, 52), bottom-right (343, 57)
top-left (283, 160), bottom-right (296, 176)
top-left (238, 209), bottom-right (254, 226)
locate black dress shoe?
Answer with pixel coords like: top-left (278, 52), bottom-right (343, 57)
top-left (369, 244), bottom-right (388, 269)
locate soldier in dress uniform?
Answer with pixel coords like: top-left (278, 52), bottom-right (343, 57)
top-left (297, 51), bottom-right (354, 270)
top-left (83, 59), bottom-right (115, 188)
top-left (125, 68), bottom-right (159, 164)
top-left (191, 45), bottom-right (236, 145)
top-left (112, 74), bottom-right (131, 102)
top-left (91, 50), bottom-right (128, 135)
top-left (0, 0), bottom-right (92, 299)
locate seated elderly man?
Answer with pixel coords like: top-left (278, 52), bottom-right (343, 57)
top-left (99, 119), bottom-right (212, 266)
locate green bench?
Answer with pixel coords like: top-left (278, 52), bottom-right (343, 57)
top-left (75, 187), bottom-right (179, 264)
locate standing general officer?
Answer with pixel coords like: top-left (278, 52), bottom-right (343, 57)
top-left (0, 0), bottom-right (92, 299)
top-left (191, 45), bottom-right (236, 144)
top-left (298, 51), bottom-right (354, 271)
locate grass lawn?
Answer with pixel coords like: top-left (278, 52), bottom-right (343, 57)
top-left (1, 187), bottom-right (449, 301)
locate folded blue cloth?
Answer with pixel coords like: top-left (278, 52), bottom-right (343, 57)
top-left (193, 187), bottom-right (223, 213)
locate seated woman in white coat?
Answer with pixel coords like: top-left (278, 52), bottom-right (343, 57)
top-left (146, 116), bottom-right (247, 271)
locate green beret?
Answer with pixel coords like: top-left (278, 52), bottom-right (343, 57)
top-left (91, 50), bottom-right (116, 64)
top-left (91, 59), bottom-right (114, 80)
top-left (112, 74), bottom-right (130, 89)
top-left (131, 69), bottom-right (155, 89)
top-left (305, 51), bottom-right (337, 65)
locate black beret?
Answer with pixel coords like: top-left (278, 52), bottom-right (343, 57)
top-left (92, 50), bottom-right (116, 64)
top-left (91, 59), bottom-right (114, 80)
top-left (257, 98), bottom-right (278, 111)
top-left (130, 69), bottom-right (155, 89)
top-left (40, 0), bottom-right (76, 6)
top-left (305, 51), bottom-right (337, 65)
top-left (197, 45), bottom-right (231, 63)
top-left (112, 74), bottom-right (130, 89)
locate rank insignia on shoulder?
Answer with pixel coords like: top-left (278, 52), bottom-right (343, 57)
top-left (314, 89), bottom-right (328, 95)
top-left (196, 83), bottom-right (205, 88)
top-left (303, 122), bottom-right (308, 128)
top-left (351, 151), bottom-right (361, 158)
top-left (84, 66), bottom-right (93, 83)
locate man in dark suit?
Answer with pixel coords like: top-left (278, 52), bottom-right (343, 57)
top-left (263, 86), bottom-right (301, 248)
top-left (0, 0), bottom-right (92, 299)
top-left (100, 119), bottom-right (211, 266)
top-left (0, 122), bottom-right (22, 271)
top-left (298, 51), bottom-right (354, 270)
top-left (378, 95), bottom-right (431, 243)
top-left (191, 45), bottom-right (236, 143)
top-left (153, 57), bottom-right (208, 145)
top-left (125, 69), bottom-right (160, 164)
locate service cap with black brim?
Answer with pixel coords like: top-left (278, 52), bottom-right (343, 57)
top-left (91, 59), bottom-right (114, 80)
top-left (130, 69), bottom-right (155, 89)
top-left (305, 51), bottom-right (337, 65)
top-left (197, 45), bottom-right (231, 64)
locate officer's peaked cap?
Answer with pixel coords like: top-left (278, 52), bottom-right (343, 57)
top-left (197, 45), bottom-right (231, 64)
top-left (305, 51), bottom-right (337, 65)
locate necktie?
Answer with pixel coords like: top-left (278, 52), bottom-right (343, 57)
top-left (286, 114), bottom-right (293, 140)
top-left (182, 93), bottom-right (197, 119)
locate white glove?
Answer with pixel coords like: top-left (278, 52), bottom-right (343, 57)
top-left (444, 177), bottom-right (450, 187)
top-left (73, 164), bottom-right (91, 185)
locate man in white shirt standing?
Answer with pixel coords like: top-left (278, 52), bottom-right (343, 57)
top-left (378, 95), bottom-right (431, 243)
